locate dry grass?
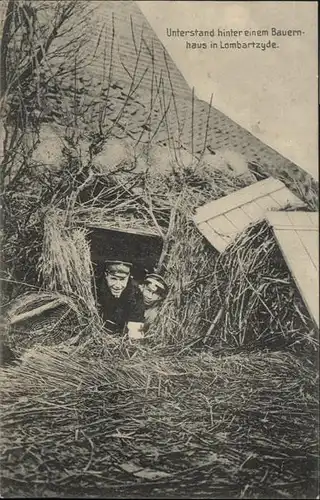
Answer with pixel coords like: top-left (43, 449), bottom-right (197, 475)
top-left (137, 190), bottom-right (318, 356)
top-left (1, 346), bottom-right (318, 498)
top-left (6, 164), bottom-right (318, 358)
top-left (1, 167), bottom-right (318, 500)
top-left (2, 99), bottom-right (319, 500)
top-left (3, 292), bottom-right (84, 354)
top-left (210, 221), bottom-right (318, 355)
top-left (39, 209), bottom-right (97, 314)
top-left (2, 165), bottom-right (317, 499)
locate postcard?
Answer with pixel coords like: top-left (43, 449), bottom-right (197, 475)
top-left (0, 1), bottom-right (318, 498)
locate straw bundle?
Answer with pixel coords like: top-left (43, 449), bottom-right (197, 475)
top-left (1, 347), bottom-right (318, 498)
top-left (199, 149), bottom-right (257, 184)
top-left (1, 208), bottom-right (107, 356)
top-left (209, 221), bottom-right (319, 355)
top-left (72, 204), bottom-right (161, 236)
top-left (92, 137), bottom-right (136, 174)
top-left (145, 211), bottom-right (219, 349)
top-left (15, 163), bottom-right (315, 359)
top-left (39, 209), bottom-right (98, 316)
top-left (137, 169), bottom-right (252, 349)
top-left (3, 292), bottom-right (84, 354)
top-left (33, 164), bottom-right (252, 357)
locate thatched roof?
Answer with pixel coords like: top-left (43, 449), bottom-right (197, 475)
top-left (14, 0), bottom-right (316, 204)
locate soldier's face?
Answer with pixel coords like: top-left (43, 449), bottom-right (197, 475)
top-left (142, 282), bottom-right (162, 307)
top-left (105, 272), bottom-right (129, 298)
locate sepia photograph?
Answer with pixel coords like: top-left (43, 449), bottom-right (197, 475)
top-left (0, 0), bottom-right (318, 498)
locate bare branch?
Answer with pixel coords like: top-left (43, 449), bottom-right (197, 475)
top-left (147, 73), bottom-right (173, 146)
top-left (159, 77), bottom-right (179, 167)
top-left (163, 48), bottom-right (182, 139)
top-left (1, 0), bottom-right (83, 99)
top-left (105, 26), bottom-right (147, 139)
top-left (130, 15), bottom-right (138, 55)
top-left (198, 93), bottom-right (213, 164)
top-left (191, 86), bottom-right (194, 158)
top-left (99, 14), bottom-right (115, 134)
top-left (0, 0), bottom-right (16, 104)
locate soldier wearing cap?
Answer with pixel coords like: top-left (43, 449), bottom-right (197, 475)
top-left (140, 273), bottom-right (169, 329)
top-left (96, 261), bottom-right (145, 339)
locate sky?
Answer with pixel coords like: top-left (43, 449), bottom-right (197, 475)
top-left (137, 1), bottom-right (318, 180)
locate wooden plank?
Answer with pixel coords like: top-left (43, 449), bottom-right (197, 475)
top-left (274, 228), bottom-right (319, 328)
top-left (297, 230), bottom-right (319, 272)
top-left (194, 177), bottom-right (285, 224)
top-left (224, 207), bottom-right (253, 232)
top-left (266, 211), bottom-right (319, 231)
top-left (241, 200), bottom-right (266, 221)
top-left (306, 212), bottom-right (319, 227)
top-left (287, 211), bottom-right (317, 228)
top-left (266, 211), bottom-right (293, 228)
top-left (8, 299), bottom-right (63, 326)
top-left (197, 222), bottom-right (227, 252)
top-left (255, 193), bottom-right (282, 211)
top-left (207, 214), bottom-right (238, 237)
top-left (286, 211), bottom-right (318, 228)
top-left (270, 188), bottom-right (304, 209)
top-left (269, 226), bottom-right (319, 232)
